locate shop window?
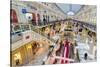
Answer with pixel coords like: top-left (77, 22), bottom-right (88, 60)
top-left (32, 13), bottom-right (36, 21)
top-left (27, 45), bottom-right (32, 49)
top-left (14, 52), bottom-right (22, 65)
top-left (31, 13), bottom-right (36, 25)
top-left (37, 14), bottom-right (40, 23)
top-left (10, 9), bottom-right (18, 23)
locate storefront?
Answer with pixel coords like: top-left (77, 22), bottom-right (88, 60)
top-left (11, 45), bottom-right (27, 66)
top-left (11, 41), bottom-right (41, 66)
top-left (11, 39), bottom-right (52, 66)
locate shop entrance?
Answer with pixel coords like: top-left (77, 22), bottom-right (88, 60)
top-left (37, 13), bottom-right (40, 25)
top-left (13, 52), bottom-right (22, 65)
top-left (32, 13), bottom-right (36, 25)
top-left (26, 44), bottom-right (33, 61)
top-left (10, 9), bottom-right (18, 23)
top-left (32, 42), bottom-right (39, 55)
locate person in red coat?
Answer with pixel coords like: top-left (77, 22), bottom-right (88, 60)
top-left (61, 39), bottom-right (69, 64)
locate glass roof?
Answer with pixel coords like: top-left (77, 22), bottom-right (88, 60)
top-left (56, 3), bottom-right (83, 15)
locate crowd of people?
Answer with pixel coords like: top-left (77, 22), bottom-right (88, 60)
top-left (40, 21), bottom-right (83, 64)
top-left (35, 20), bottom-right (96, 64)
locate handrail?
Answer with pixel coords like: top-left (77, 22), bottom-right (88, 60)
top-left (11, 18), bottom-right (68, 26)
top-left (71, 19), bottom-right (96, 33)
top-left (32, 28), bottom-right (56, 43)
top-left (54, 56), bottom-right (75, 62)
top-left (11, 21), bottom-right (81, 63)
top-left (11, 18), bottom-right (96, 31)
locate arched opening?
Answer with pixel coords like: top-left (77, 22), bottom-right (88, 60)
top-left (10, 9), bottom-right (18, 23)
top-left (31, 13), bottom-right (36, 25)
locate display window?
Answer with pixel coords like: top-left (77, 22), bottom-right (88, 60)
top-left (13, 52), bottom-right (22, 65)
top-left (32, 13), bottom-right (36, 25)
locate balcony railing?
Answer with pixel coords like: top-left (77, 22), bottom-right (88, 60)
top-left (72, 19), bottom-right (96, 33)
top-left (11, 18), bottom-right (96, 45)
top-left (11, 21), bottom-right (81, 62)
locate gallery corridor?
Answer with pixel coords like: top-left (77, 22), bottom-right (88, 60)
top-left (11, 0), bottom-right (97, 66)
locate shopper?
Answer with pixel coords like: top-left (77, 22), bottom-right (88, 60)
top-left (84, 53), bottom-right (88, 60)
top-left (42, 56), bottom-right (47, 65)
top-left (50, 26), bottom-right (56, 37)
top-left (15, 59), bottom-right (20, 65)
top-left (79, 25), bottom-right (83, 32)
top-left (43, 18), bottom-right (46, 25)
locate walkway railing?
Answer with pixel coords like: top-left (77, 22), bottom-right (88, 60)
top-left (72, 19), bottom-right (96, 33)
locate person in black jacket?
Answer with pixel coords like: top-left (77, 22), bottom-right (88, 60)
top-left (84, 53), bottom-right (88, 60)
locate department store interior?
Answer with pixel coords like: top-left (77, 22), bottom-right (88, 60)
top-left (11, 0), bottom-right (97, 66)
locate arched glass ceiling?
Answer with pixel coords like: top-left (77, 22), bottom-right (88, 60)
top-left (67, 11), bottom-right (75, 16)
top-left (56, 3), bottom-right (83, 15)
